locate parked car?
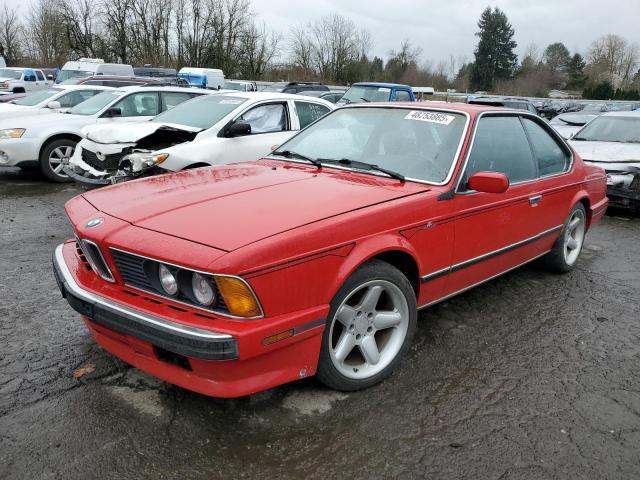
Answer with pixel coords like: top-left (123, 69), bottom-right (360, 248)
top-left (60, 75), bottom-right (172, 87)
top-left (0, 67), bottom-right (52, 94)
top-left (133, 67), bottom-right (177, 79)
top-left (539, 100), bottom-right (565, 119)
top-left (0, 92), bottom-right (27, 103)
top-left (41, 68), bottom-right (59, 82)
top-left (297, 90), bottom-right (345, 104)
top-left (0, 85), bottom-right (210, 181)
top-left (53, 102), bottom-right (607, 398)
top-left (56, 58), bottom-right (134, 84)
top-left (468, 96), bottom-right (539, 115)
top-left (569, 111), bottom-right (640, 213)
top-left (224, 80), bottom-right (258, 92)
top-left (338, 82), bottom-right (415, 105)
top-left (263, 82), bottom-right (329, 94)
top-left (0, 85), bottom-right (112, 119)
top-left (550, 103), bottom-right (608, 139)
top-left (66, 92), bottom-right (335, 186)
top-left (177, 67), bottom-right (225, 89)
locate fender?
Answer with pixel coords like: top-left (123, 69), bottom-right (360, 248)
top-left (327, 232), bottom-right (423, 300)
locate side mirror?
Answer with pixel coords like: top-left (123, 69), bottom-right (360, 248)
top-left (47, 75), bottom-right (54, 81)
top-left (46, 101), bottom-right (61, 109)
top-left (226, 122), bottom-right (251, 137)
top-left (468, 171), bottom-right (509, 194)
top-left (103, 107), bottom-right (122, 118)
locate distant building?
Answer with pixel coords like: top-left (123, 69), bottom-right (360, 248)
top-left (412, 86), bottom-right (435, 100)
top-left (548, 89), bottom-right (582, 99)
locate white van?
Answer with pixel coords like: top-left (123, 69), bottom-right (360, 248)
top-left (177, 67), bottom-right (225, 89)
top-left (57, 58), bottom-right (134, 84)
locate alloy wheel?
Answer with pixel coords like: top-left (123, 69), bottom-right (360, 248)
top-left (48, 146), bottom-right (73, 179)
top-left (563, 209), bottom-right (585, 266)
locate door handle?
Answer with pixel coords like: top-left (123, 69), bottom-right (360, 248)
top-left (529, 194), bottom-right (542, 206)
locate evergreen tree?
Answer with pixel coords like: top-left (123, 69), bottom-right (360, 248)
top-left (567, 53), bottom-right (586, 90)
top-left (470, 7), bottom-right (518, 91)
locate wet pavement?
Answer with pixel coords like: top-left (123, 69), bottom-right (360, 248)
top-left (1, 167), bottom-right (639, 480)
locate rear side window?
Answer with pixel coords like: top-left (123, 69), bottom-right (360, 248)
top-left (57, 89), bottom-right (101, 108)
top-left (36, 71), bottom-right (45, 81)
top-left (395, 90), bottom-right (411, 101)
top-left (295, 101), bottom-right (331, 129)
top-left (463, 115), bottom-right (536, 189)
top-left (522, 118), bottom-right (570, 176)
top-left (161, 91), bottom-right (197, 112)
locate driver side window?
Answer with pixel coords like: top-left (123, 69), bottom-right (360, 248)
top-left (112, 92), bottom-right (159, 117)
top-left (461, 115), bottom-right (536, 190)
top-left (238, 103), bottom-right (288, 134)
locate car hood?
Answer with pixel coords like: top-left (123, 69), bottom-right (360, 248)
top-left (570, 141), bottom-right (640, 162)
top-left (0, 103), bottom-right (29, 112)
top-left (81, 160), bottom-right (430, 251)
top-left (84, 121), bottom-right (202, 144)
top-left (552, 113), bottom-right (599, 126)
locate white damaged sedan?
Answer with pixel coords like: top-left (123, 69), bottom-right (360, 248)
top-left (66, 92), bottom-right (335, 186)
top-left (569, 111), bottom-right (640, 212)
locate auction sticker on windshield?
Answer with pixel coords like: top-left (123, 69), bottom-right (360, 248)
top-left (405, 111), bottom-right (455, 125)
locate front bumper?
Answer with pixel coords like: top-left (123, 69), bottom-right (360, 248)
top-left (53, 244), bottom-right (238, 359)
top-left (53, 242), bottom-right (327, 397)
top-left (0, 137), bottom-right (39, 167)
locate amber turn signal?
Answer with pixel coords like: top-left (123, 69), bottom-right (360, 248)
top-left (215, 276), bottom-right (262, 318)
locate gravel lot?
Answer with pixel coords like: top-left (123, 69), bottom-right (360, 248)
top-left (1, 167), bottom-right (639, 480)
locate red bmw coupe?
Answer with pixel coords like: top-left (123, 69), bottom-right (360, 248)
top-left (53, 102), bottom-right (608, 397)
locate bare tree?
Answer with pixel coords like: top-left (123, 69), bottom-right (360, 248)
top-left (27, 0), bottom-right (67, 66)
top-left (103, 0), bottom-right (133, 62)
top-left (59, 0), bottom-right (105, 59)
top-left (0, 5), bottom-right (23, 64)
top-left (588, 34), bottom-right (640, 87)
top-left (238, 22), bottom-right (280, 79)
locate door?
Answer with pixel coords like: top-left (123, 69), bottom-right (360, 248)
top-left (442, 114), bottom-right (547, 297)
top-left (220, 101), bottom-right (293, 163)
top-left (35, 70), bottom-right (46, 89)
top-left (97, 91), bottom-right (160, 124)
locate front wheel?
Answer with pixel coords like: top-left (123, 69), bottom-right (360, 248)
top-left (542, 203), bottom-right (587, 273)
top-left (316, 260), bottom-right (417, 391)
top-left (40, 139), bottom-right (75, 182)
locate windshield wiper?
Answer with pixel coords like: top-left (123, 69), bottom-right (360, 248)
top-left (319, 158), bottom-right (405, 182)
top-left (359, 97), bottom-right (370, 102)
top-left (271, 149), bottom-right (322, 168)
top-left (571, 136), bottom-right (586, 141)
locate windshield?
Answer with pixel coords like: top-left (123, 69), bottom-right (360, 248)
top-left (574, 116), bottom-right (640, 143)
top-left (152, 95), bottom-right (248, 129)
top-left (67, 91), bottom-right (121, 115)
top-left (607, 103), bottom-right (634, 112)
top-left (340, 85), bottom-right (393, 104)
top-left (12, 88), bottom-right (63, 106)
top-left (56, 69), bottom-right (93, 83)
top-left (582, 104), bottom-right (604, 112)
top-left (0, 69), bottom-right (22, 80)
top-left (270, 107), bottom-right (467, 183)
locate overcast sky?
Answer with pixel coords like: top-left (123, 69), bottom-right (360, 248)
top-left (6, 0), bottom-right (639, 65)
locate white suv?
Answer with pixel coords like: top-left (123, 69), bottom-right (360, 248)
top-left (0, 85), bottom-right (211, 181)
top-left (0, 67), bottom-right (52, 94)
top-left (67, 92), bottom-right (335, 186)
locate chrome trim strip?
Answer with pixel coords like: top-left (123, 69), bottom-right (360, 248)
top-left (420, 225), bottom-right (562, 283)
top-left (78, 238), bottom-right (115, 283)
top-left (54, 244), bottom-right (232, 341)
top-left (268, 105), bottom-right (471, 187)
top-left (109, 247), bottom-right (265, 319)
top-left (419, 250), bottom-right (550, 310)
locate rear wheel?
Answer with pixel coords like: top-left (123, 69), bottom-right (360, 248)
top-left (316, 260), bottom-right (417, 391)
top-left (39, 139), bottom-right (75, 182)
top-left (542, 203), bottom-right (587, 273)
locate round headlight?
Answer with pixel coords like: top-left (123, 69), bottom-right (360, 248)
top-left (191, 272), bottom-right (216, 306)
top-left (158, 264), bottom-right (178, 296)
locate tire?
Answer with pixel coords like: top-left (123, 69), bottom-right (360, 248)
top-left (542, 203), bottom-right (587, 273)
top-left (316, 260), bottom-right (417, 391)
top-left (39, 139), bottom-right (75, 182)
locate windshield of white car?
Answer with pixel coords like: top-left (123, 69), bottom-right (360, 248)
top-left (606, 103), bottom-right (635, 112)
top-left (12, 88), bottom-right (63, 106)
top-left (340, 86), bottom-right (392, 104)
top-left (0, 69), bottom-right (22, 80)
top-left (224, 82), bottom-right (244, 91)
top-left (574, 116), bottom-right (640, 143)
top-left (151, 95), bottom-right (248, 129)
top-left (581, 104), bottom-right (604, 112)
top-left (56, 69), bottom-right (93, 83)
top-left (262, 83), bottom-right (287, 92)
top-left (269, 107), bottom-right (467, 183)
top-left (67, 91), bottom-right (122, 115)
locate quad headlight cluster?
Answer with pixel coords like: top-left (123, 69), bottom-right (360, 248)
top-left (148, 261), bottom-right (262, 318)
